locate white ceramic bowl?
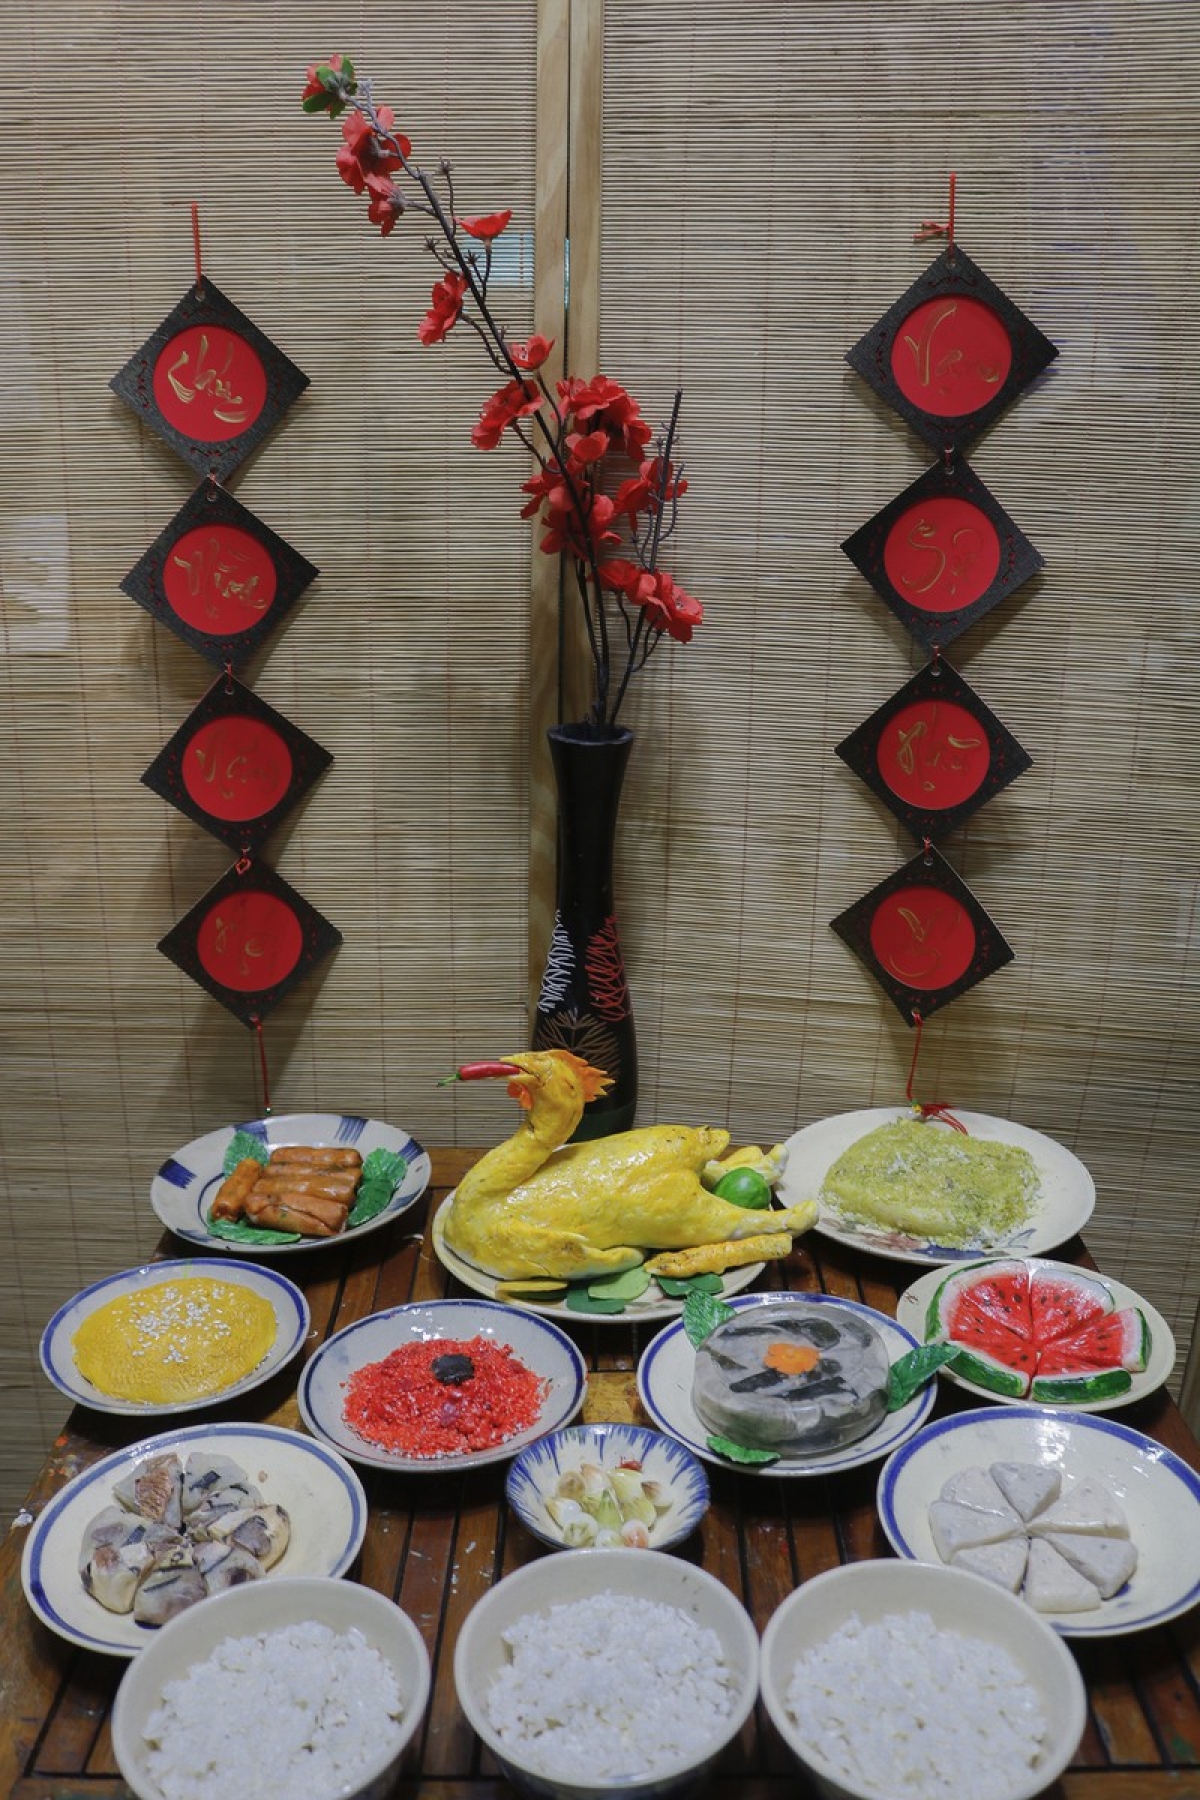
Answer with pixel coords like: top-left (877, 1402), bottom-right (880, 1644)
top-left (505, 1423), bottom-right (710, 1552)
top-left (759, 1559), bottom-right (1087, 1800)
top-left (454, 1548), bottom-right (759, 1800)
top-left (112, 1576), bottom-right (432, 1800)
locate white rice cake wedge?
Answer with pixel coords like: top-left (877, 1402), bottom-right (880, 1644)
top-left (1030, 1475), bottom-right (1129, 1539)
top-left (938, 1465), bottom-right (1021, 1521)
top-left (1043, 1531), bottom-right (1138, 1600)
top-left (1024, 1538), bottom-right (1103, 1612)
top-left (928, 1498), bottom-right (1024, 1562)
top-left (951, 1535), bottom-right (1030, 1593)
top-left (989, 1460), bottom-right (1061, 1524)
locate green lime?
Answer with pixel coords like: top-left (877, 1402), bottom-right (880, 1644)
top-left (714, 1167), bottom-right (772, 1210)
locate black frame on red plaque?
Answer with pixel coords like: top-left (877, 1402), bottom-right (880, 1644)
top-left (157, 858), bottom-right (342, 1027)
top-left (830, 845), bottom-right (1014, 1024)
top-left (110, 277), bottom-right (310, 484)
top-left (835, 659), bottom-right (1031, 843)
top-left (841, 456), bottom-right (1043, 652)
top-left (141, 675), bottom-right (333, 856)
top-left (845, 243), bottom-right (1058, 455)
top-left (121, 481), bottom-right (319, 668)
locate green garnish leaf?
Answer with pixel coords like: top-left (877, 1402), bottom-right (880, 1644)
top-left (588, 1265), bottom-right (652, 1303)
top-left (656, 1274), bottom-right (725, 1296)
top-left (565, 1288), bottom-right (627, 1315)
top-left (222, 1131), bottom-right (269, 1176)
top-left (886, 1342), bottom-right (959, 1412)
top-left (346, 1148), bottom-right (409, 1228)
top-left (683, 1289), bottom-right (736, 1348)
top-left (206, 1215), bottom-right (302, 1246)
top-left (707, 1434), bottom-right (780, 1466)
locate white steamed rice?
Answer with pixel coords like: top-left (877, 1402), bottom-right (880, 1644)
top-left (785, 1608), bottom-right (1048, 1800)
top-left (142, 1619), bottom-right (405, 1800)
top-left (485, 1591), bottom-right (738, 1780)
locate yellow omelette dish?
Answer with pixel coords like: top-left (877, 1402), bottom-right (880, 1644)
top-left (71, 1277), bottom-right (276, 1404)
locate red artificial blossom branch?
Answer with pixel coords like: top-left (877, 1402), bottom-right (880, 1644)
top-left (301, 56), bottom-right (702, 732)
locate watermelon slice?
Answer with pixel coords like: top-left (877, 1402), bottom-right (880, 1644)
top-left (926, 1259), bottom-right (1033, 1343)
top-left (945, 1344), bottom-right (1032, 1399)
top-left (1028, 1267), bottom-right (1114, 1346)
top-left (1036, 1307), bottom-right (1150, 1376)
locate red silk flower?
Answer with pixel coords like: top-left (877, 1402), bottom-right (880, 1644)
top-left (471, 379), bottom-right (542, 451)
top-left (510, 335), bottom-right (555, 372)
top-left (458, 210), bottom-right (513, 241)
top-left (418, 272), bottom-right (468, 345)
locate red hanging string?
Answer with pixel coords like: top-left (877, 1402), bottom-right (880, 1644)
top-left (905, 1009), bottom-right (969, 1133)
top-left (190, 201), bottom-right (204, 287)
top-left (250, 1015), bottom-right (272, 1115)
top-left (913, 172), bottom-right (958, 247)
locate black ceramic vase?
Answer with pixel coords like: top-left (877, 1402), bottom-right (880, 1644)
top-left (532, 722), bottom-right (637, 1138)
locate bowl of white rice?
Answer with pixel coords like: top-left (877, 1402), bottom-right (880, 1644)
top-left (454, 1547), bottom-right (759, 1799)
top-left (110, 1575), bottom-right (432, 1800)
top-left (759, 1559), bottom-right (1087, 1800)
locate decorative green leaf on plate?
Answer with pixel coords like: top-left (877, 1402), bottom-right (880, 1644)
top-left (565, 1288), bottom-right (627, 1315)
top-left (706, 1434), bottom-right (780, 1466)
top-left (683, 1289), bottom-right (736, 1348)
top-left (588, 1266), bottom-right (651, 1303)
top-left (207, 1215), bottom-right (302, 1246)
top-left (655, 1273), bottom-right (725, 1296)
top-left (886, 1342), bottom-right (960, 1412)
top-left (222, 1131), bottom-right (270, 1176)
top-left (347, 1148), bottom-right (408, 1227)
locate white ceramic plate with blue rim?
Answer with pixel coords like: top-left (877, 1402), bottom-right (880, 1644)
top-left (777, 1107), bottom-right (1095, 1268)
top-left (21, 1421), bottom-right (369, 1657)
top-left (896, 1257), bottom-right (1177, 1413)
top-left (150, 1112), bottom-right (431, 1256)
top-left (636, 1292), bottom-right (936, 1478)
top-left (298, 1297), bottom-right (588, 1474)
top-left (39, 1258), bottom-right (309, 1417)
top-left (877, 1405), bottom-right (1200, 1637)
top-left (506, 1422), bottom-right (710, 1552)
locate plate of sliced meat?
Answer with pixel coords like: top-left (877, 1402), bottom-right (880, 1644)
top-left (151, 1112), bottom-right (430, 1256)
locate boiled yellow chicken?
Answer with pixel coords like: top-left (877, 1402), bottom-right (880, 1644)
top-left (440, 1049), bottom-right (817, 1280)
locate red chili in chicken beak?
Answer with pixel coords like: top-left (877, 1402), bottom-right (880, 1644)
top-left (437, 1061), bottom-right (522, 1086)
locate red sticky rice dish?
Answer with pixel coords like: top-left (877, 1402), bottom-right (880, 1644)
top-left (343, 1334), bottom-right (547, 1458)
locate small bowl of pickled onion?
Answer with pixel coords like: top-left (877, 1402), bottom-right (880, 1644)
top-left (506, 1422), bottom-right (709, 1552)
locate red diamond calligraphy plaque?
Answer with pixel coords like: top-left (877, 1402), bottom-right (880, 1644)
top-left (158, 859), bottom-right (341, 1026)
top-left (830, 846), bottom-right (1013, 1022)
top-left (845, 245), bottom-right (1058, 454)
top-left (142, 675), bottom-right (333, 855)
top-left (842, 457), bottom-right (1042, 651)
top-left (110, 279), bottom-right (310, 482)
top-left (835, 660), bottom-right (1031, 842)
top-left (121, 482), bottom-right (318, 668)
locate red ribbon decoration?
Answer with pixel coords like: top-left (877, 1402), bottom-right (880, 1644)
top-left (250, 1014), bottom-right (272, 1115)
top-left (913, 171), bottom-right (957, 249)
top-left (905, 1008), bottom-right (969, 1132)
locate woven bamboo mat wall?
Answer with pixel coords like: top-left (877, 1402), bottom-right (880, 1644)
top-left (1, 0), bottom-right (1198, 1522)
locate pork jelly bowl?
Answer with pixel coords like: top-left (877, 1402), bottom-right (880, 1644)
top-left (453, 1547), bottom-right (760, 1800)
top-left (111, 1575), bottom-right (432, 1800)
top-left (759, 1559), bottom-right (1087, 1800)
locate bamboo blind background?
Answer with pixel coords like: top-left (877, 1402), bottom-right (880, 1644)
top-left (1, 0), bottom-right (1197, 1523)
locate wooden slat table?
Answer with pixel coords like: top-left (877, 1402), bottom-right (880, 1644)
top-left (3, 1147), bottom-right (1199, 1799)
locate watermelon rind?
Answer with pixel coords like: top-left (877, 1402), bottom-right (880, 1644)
top-left (925, 1259), bottom-right (1032, 1343)
top-left (1030, 1368), bottom-right (1134, 1404)
top-left (1037, 1306), bottom-right (1150, 1377)
top-left (946, 1345), bottom-right (1030, 1399)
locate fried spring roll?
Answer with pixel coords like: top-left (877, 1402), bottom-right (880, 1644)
top-left (267, 1145), bottom-right (363, 1171)
top-left (244, 1190), bottom-right (350, 1237)
top-left (210, 1157), bottom-right (264, 1222)
top-left (248, 1171), bottom-right (359, 1202)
